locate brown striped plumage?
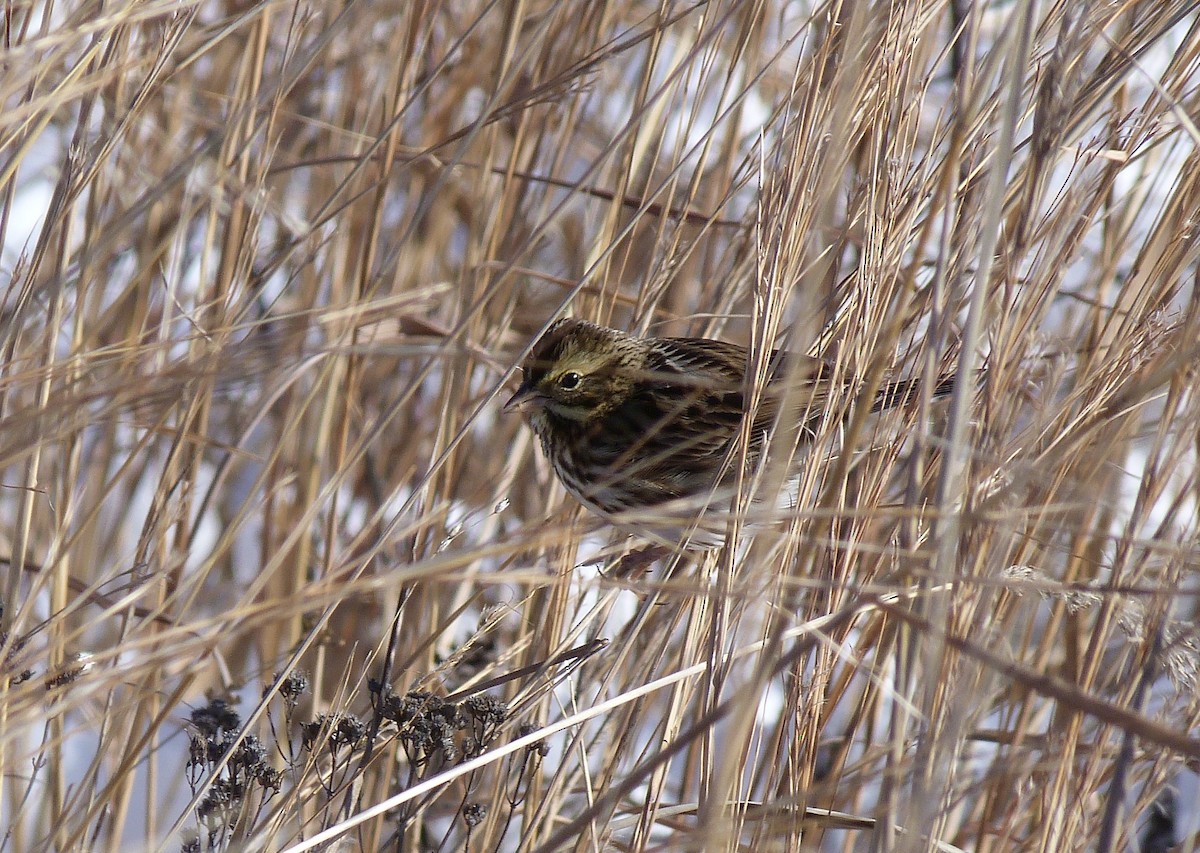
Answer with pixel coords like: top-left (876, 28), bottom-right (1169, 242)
top-left (504, 318), bottom-right (952, 545)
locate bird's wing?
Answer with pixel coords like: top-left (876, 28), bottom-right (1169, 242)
top-left (652, 338), bottom-right (838, 442)
top-left (573, 338), bottom-right (748, 507)
top-left (651, 337), bottom-right (748, 386)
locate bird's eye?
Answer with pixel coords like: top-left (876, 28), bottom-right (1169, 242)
top-left (558, 371), bottom-right (582, 390)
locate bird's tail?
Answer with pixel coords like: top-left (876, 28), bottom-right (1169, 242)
top-left (869, 372), bottom-right (959, 413)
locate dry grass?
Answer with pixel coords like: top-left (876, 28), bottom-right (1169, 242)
top-left (2, 0), bottom-right (1199, 851)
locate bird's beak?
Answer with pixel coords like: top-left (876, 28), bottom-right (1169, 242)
top-left (503, 384), bottom-right (540, 414)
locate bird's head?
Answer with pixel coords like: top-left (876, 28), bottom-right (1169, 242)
top-left (504, 319), bottom-right (643, 424)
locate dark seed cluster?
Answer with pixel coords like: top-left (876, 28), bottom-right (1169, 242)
top-left (1, 615), bottom-right (34, 687)
top-left (372, 688), bottom-right (511, 769)
top-left (301, 712), bottom-right (368, 752)
top-left (177, 666), bottom-right (539, 852)
top-left (183, 696), bottom-right (287, 851)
